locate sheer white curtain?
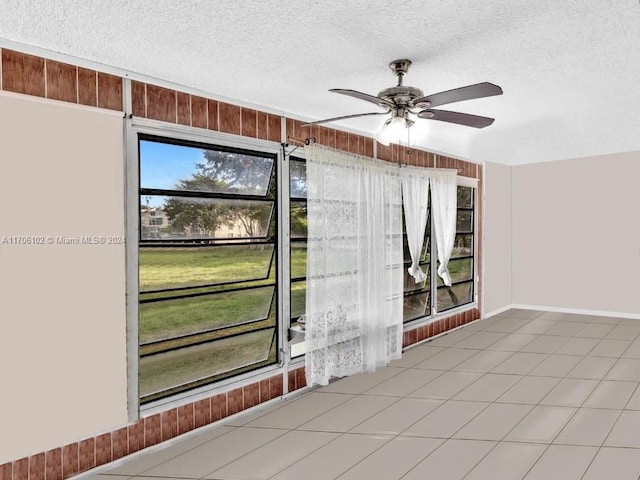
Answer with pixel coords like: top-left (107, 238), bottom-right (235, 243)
top-left (401, 169), bottom-right (430, 283)
top-left (304, 144), bottom-right (403, 387)
top-left (430, 169), bottom-right (458, 286)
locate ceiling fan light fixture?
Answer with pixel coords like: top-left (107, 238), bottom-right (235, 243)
top-left (376, 115), bottom-right (408, 146)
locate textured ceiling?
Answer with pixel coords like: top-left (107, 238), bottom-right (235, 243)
top-left (1, 0), bottom-right (639, 165)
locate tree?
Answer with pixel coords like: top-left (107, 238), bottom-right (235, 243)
top-left (290, 203), bottom-right (307, 238)
top-left (289, 159), bottom-right (308, 238)
top-left (163, 150), bottom-right (275, 238)
top-left (198, 149), bottom-right (273, 196)
top-left (289, 160), bottom-right (307, 198)
top-left (164, 195), bottom-right (227, 237)
top-left (226, 203), bottom-right (272, 238)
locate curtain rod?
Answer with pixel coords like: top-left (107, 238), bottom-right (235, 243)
top-left (285, 136), bottom-right (316, 147)
top-left (282, 136), bottom-right (316, 157)
top-left (284, 138), bottom-right (462, 174)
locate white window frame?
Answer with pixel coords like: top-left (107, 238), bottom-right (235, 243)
top-left (125, 116), bottom-right (291, 416)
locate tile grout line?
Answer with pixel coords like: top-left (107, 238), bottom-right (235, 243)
top-left (417, 311), bottom-right (626, 480)
top-left (93, 310), bottom-right (640, 480)
top-left (456, 349), bottom-right (592, 478)
top-left (209, 393), bottom-right (369, 478)
top-left (338, 338), bottom-right (508, 478)
top-left (199, 427), bottom-right (290, 479)
top-left (224, 322), bottom-right (498, 479)
top-left (511, 380), bottom-right (607, 479)
top-left (263, 429), bottom-right (394, 480)
top-left (388, 313), bottom-right (559, 479)
top-left (486, 313), bottom-right (634, 479)
top-left (426, 313), bottom-right (634, 479)
top-left (120, 425), bottom-right (241, 477)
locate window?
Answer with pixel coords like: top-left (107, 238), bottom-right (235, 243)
top-left (402, 208), bottom-right (432, 322)
top-left (436, 186), bottom-right (475, 312)
top-left (289, 157), bottom-right (307, 357)
top-left (138, 136), bottom-right (278, 403)
top-left (403, 185), bottom-right (475, 317)
top-left (135, 134), bottom-right (475, 402)
top-left (289, 159), bottom-right (476, 330)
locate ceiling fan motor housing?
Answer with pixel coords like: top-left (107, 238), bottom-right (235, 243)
top-left (380, 59), bottom-right (428, 108)
top-left (377, 85), bottom-right (425, 108)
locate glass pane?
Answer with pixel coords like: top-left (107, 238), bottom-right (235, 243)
top-left (140, 140), bottom-right (275, 196)
top-left (140, 195), bottom-right (274, 240)
top-left (402, 233), bottom-right (430, 263)
top-left (139, 244), bottom-right (274, 291)
top-left (290, 202), bottom-right (308, 238)
top-left (437, 258), bottom-right (473, 286)
top-left (457, 186), bottom-right (473, 208)
top-left (291, 281), bottom-right (306, 321)
top-left (404, 267), bottom-right (430, 293)
top-left (437, 281), bottom-right (473, 311)
top-left (402, 208), bottom-right (429, 234)
top-left (139, 286), bottom-right (274, 343)
top-left (290, 242), bottom-right (307, 278)
top-left (139, 328), bottom-right (276, 399)
top-left (456, 210), bottom-right (473, 233)
top-left (404, 292), bottom-right (430, 322)
top-left (290, 159), bottom-right (307, 198)
top-left (452, 234), bottom-right (473, 258)
top-left (291, 341), bottom-right (306, 358)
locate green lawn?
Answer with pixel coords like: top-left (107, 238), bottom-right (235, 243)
top-left (139, 246), bottom-right (278, 401)
top-left (288, 244), bottom-right (306, 323)
top-left (139, 245), bottom-right (274, 290)
top-left (290, 281), bottom-right (306, 320)
top-left (436, 257), bottom-right (473, 286)
top-left (290, 243), bottom-right (306, 277)
top-left (140, 328), bottom-right (276, 401)
top-left (139, 286), bottom-right (274, 343)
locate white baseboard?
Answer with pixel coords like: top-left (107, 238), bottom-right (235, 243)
top-left (511, 303), bottom-right (640, 320)
top-left (484, 305), bottom-right (512, 319)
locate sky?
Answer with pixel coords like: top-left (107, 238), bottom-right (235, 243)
top-left (139, 140), bottom-right (204, 207)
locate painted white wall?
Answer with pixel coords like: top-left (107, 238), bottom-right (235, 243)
top-left (512, 151), bottom-right (640, 316)
top-left (483, 161), bottom-right (512, 316)
top-left (0, 93), bottom-right (128, 463)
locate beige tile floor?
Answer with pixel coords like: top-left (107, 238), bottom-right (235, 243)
top-left (93, 309), bottom-right (640, 480)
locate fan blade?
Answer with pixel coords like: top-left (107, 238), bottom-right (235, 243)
top-left (419, 109), bottom-right (495, 128)
top-left (330, 89), bottom-right (394, 109)
top-left (301, 111), bottom-right (388, 127)
top-left (412, 82), bottom-right (502, 108)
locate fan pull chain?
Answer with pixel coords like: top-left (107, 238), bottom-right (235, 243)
top-left (401, 120), bottom-right (414, 168)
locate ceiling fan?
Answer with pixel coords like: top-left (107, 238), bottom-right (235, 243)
top-left (303, 59), bottom-right (503, 146)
